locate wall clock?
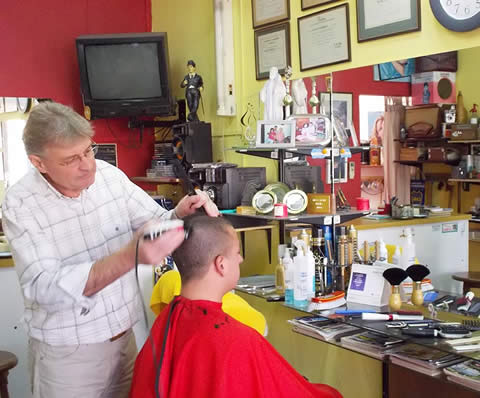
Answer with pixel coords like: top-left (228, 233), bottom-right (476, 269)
top-left (430, 0), bottom-right (480, 32)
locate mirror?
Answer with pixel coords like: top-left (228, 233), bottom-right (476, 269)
top-left (296, 44), bottom-right (480, 209)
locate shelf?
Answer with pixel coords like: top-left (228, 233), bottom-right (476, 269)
top-left (449, 179), bottom-right (480, 183)
top-left (395, 137), bottom-right (448, 143)
top-left (394, 160), bottom-right (446, 166)
top-left (131, 177), bottom-right (180, 184)
top-left (448, 140), bottom-right (480, 144)
top-left (231, 146), bottom-right (367, 160)
top-left (224, 208), bottom-right (369, 226)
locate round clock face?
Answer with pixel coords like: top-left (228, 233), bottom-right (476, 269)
top-left (430, 0), bottom-right (480, 32)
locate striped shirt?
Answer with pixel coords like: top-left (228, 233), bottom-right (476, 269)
top-left (2, 160), bottom-right (173, 345)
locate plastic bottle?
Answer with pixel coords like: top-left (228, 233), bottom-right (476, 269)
top-left (378, 239), bottom-right (388, 262)
top-left (402, 228), bottom-right (416, 268)
top-left (293, 240), bottom-right (310, 308)
top-left (392, 245), bottom-right (401, 266)
top-left (283, 248), bottom-right (294, 305)
top-left (306, 247), bottom-right (316, 299)
top-left (275, 244), bottom-right (286, 294)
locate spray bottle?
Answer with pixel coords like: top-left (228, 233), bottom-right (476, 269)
top-left (293, 240), bottom-right (310, 308)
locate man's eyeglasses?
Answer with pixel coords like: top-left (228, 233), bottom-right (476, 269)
top-left (57, 143), bottom-right (98, 167)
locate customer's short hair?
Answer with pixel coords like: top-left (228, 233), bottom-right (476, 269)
top-left (23, 102), bottom-right (94, 156)
top-left (172, 215), bottom-right (233, 283)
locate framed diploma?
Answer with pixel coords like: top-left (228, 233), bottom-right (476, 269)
top-left (254, 23), bottom-right (291, 80)
top-left (356, 0), bottom-right (420, 42)
top-left (298, 3), bottom-right (351, 71)
top-left (301, 0), bottom-right (339, 11)
top-left (252, 0), bottom-right (290, 29)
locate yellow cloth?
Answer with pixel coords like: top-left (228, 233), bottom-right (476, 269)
top-left (150, 270), bottom-right (267, 336)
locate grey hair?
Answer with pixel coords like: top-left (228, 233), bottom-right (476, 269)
top-left (23, 102), bottom-right (94, 156)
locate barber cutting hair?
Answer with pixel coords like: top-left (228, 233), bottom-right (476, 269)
top-left (2, 101), bottom-right (219, 398)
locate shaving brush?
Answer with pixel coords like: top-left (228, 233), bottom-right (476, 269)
top-left (406, 264), bottom-right (430, 306)
top-left (383, 268), bottom-right (408, 311)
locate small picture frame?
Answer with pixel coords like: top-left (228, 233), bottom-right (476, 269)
top-left (254, 23), bottom-right (291, 80)
top-left (356, 0), bottom-right (421, 42)
top-left (326, 157), bottom-right (348, 183)
top-left (289, 115), bottom-right (331, 146)
top-left (252, 0), bottom-right (290, 29)
top-left (256, 120), bottom-right (295, 148)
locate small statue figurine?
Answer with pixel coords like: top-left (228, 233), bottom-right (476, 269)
top-left (291, 78), bottom-right (307, 115)
top-left (181, 60), bottom-right (204, 122)
top-left (309, 77), bottom-right (319, 114)
top-left (260, 66), bottom-right (286, 121)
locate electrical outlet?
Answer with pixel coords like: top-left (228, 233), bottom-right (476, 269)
top-left (349, 161), bottom-right (355, 179)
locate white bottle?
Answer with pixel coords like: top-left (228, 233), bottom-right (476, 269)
top-left (283, 249), bottom-right (294, 305)
top-left (293, 240), bottom-right (309, 308)
top-left (392, 245), bottom-right (401, 266)
top-left (402, 228), bottom-right (416, 268)
top-left (378, 239), bottom-right (388, 262)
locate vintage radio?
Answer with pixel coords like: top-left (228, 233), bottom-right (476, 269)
top-left (405, 105), bottom-right (443, 138)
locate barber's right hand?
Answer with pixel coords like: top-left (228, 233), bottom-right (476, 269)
top-left (132, 226), bottom-right (185, 266)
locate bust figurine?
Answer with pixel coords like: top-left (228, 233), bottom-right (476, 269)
top-left (259, 67), bottom-right (286, 121)
top-left (291, 79), bottom-right (308, 115)
top-left (180, 60), bottom-right (204, 122)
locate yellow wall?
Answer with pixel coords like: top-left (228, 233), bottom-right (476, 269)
top-left (153, 1), bottom-right (480, 179)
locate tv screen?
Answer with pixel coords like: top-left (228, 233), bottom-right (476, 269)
top-left (76, 33), bottom-right (175, 119)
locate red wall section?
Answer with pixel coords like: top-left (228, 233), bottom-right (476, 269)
top-left (0, 0), bottom-right (153, 177)
top-left (303, 67), bottom-right (411, 206)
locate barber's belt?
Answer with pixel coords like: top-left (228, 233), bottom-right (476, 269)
top-left (109, 329), bottom-right (128, 342)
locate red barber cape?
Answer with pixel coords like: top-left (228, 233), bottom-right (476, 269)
top-left (130, 296), bottom-right (342, 398)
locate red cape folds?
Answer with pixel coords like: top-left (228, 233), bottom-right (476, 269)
top-left (130, 296), bottom-right (342, 398)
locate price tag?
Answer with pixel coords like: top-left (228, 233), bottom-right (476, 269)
top-left (333, 215), bottom-right (340, 224)
top-left (270, 151), bottom-right (278, 159)
top-left (285, 152), bottom-right (293, 158)
top-left (324, 216), bottom-right (332, 225)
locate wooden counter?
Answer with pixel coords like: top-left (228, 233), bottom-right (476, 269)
top-left (342, 214), bottom-right (471, 231)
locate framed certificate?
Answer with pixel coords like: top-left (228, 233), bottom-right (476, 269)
top-left (252, 0), bottom-right (290, 29)
top-left (298, 3), bottom-right (351, 71)
top-left (301, 0), bottom-right (339, 11)
top-left (356, 0), bottom-right (420, 42)
top-left (254, 23), bottom-right (291, 80)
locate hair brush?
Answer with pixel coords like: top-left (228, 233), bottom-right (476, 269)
top-left (383, 268), bottom-right (408, 311)
top-left (406, 264), bottom-right (430, 282)
top-left (406, 265), bottom-right (430, 306)
top-left (383, 267), bottom-right (408, 286)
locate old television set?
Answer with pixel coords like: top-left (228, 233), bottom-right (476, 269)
top-left (76, 32), bottom-right (176, 120)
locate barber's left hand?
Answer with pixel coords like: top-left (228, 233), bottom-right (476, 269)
top-left (175, 190), bottom-right (220, 218)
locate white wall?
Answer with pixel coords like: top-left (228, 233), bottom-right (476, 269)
top-left (357, 219), bottom-right (468, 294)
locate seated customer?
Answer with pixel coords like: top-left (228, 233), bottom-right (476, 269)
top-left (150, 269), bottom-right (268, 335)
top-left (130, 216), bottom-right (342, 398)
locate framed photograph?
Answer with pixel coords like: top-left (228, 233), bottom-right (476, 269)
top-left (326, 157), bottom-right (348, 184)
top-left (289, 115), bottom-right (331, 146)
top-left (298, 3), bottom-right (351, 71)
top-left (252, 0), bottom-right (290, 29)
top-left (319, 92), bottom-right (353, 132)
top-left (301, 0), bottom-right (340, 11)
top-left (359, 95), bottom-right (385, 144)
top-left (96, 143), bottom-right (118, 167)
top-left (256, 120), bottom-right (295, 148)
top-left (356, 0), bottom-right (421, 43)
top-left (254, 23), bottom-right (291, 80)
